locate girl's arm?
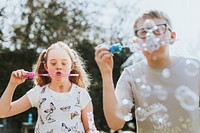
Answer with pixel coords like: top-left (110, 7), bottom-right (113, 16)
top-left (82, 101), bottom-right (99, 133)
top-left (0, 69), bottom-right (32, 118)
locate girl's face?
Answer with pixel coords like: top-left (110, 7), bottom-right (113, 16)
top-left (44, 48), bottom-right (73, 80)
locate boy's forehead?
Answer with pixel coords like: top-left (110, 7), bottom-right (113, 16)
top-left (135, 18), bottom-right (166, 30)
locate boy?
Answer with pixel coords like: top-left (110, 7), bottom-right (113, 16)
top-left (95, 10), bottom-right (200, 133)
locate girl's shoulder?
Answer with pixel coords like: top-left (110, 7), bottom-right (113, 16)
top-left (30, 84), bottom-right (49, 94)
top-left (71, 83), bottom-right (88, 93)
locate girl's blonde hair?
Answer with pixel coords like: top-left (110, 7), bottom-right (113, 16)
top-left (133, 10), bottom-right (172, 35)
top-left (33, 41), bottom-right (90, 89)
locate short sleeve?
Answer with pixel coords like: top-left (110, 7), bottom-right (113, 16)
top-left (115, 67), bottom-right (134, 104)
top-left (26, 86), bottom-right (40, 108)
top-left (80, 89), bottom-right (91, 110)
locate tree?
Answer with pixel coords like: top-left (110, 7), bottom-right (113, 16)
top-left (10, 0), bottom-right (91, 49)
top-left (0, 7), bottom-right (4, 46)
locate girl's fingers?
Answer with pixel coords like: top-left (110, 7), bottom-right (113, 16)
top-left (13, 69), bottom-right (28, 79)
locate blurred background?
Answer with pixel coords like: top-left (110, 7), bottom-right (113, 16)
top-left (0, 0), bottom-right (200, 132)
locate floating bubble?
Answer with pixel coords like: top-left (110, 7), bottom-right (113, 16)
top-left (115, 99), bottom-right (134, 121)
top-left (139, 85), bottom-right (152, 97)
top-left (184, 59), bottom-right (200, 77)
top-left (153, 85), bottom-right (168, 101)
top-left (143, 19), bottom-right (156, 32)
top-left (135, 78), bottom-right (142, 83)
top-left (162, 68), bottom-right (171, 78)
top-left (175, 85), bottom-right (199, 111)
top-left (135, 107), bottom-right (147, 121)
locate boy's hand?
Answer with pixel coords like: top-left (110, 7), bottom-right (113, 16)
top-left (9, 69), bottom-right (28, 86)
top-left (95, 44), bottom-right (114, 76)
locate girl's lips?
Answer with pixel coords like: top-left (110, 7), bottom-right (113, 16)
top-left (56, 72), bottom-right (62, 76)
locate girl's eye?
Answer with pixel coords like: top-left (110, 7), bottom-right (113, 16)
top-left (62, 63), bottom-right (66, 65)
top-left (51, 63), bottom-right (56, 66)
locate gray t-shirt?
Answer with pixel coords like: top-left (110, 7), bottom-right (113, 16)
top-left (115, 56), bottom-right (200, 133)
top-left (27, 83), bottom-right (91, 133)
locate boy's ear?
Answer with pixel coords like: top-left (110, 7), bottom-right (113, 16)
top-left (170, 31), bottom-right (176, 44)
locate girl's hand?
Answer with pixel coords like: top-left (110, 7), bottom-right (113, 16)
top-left (9, 69), bottom-right (28, 86)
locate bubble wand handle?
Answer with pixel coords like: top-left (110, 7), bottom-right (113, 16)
top-left (109, 43), bottom-right (128, 53)
top-left (26, 72), bottom-right (79, 78)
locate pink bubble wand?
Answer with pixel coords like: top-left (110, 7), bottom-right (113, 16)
top-left (26, 72), bottom-right (79, 78)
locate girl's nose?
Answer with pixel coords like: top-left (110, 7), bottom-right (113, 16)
top-left (56, 63), bottom-right (62, 70)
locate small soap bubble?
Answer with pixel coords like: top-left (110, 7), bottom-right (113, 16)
top-left (143, 103), bottom-right (148, 107)
top-left (135, 107), bottom-right (147, 121)
top-left (143, 19), bottom-right (156, 31)
top-left (162, 68), bottom-right (171, 78)
top-left (153, 85), bottom-right (168, 101)
top-left (135, 78), bottom-right (142, 83)
top-left (184, 59), bottom-right (199, 76)
top-left (115, 99), bottom-right (134, 121)
top-left (139, 85), bottom-right (152, 97)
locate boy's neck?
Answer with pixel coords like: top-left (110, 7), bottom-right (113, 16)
top-left (147, 56), bottom-right (174, 69)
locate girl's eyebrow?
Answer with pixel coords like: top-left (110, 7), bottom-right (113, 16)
top-left (49, 59), bottom-right (68, 61)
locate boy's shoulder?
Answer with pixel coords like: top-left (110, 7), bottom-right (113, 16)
top-left (120, 59), bottom-right (146, 76)
top-left (124, 59), bottom-right (146, 70)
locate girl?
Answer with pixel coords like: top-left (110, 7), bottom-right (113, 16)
top-left (0, 41), bottom-right (99, 133)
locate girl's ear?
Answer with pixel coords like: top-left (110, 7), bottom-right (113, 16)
top-left (44, 63), bottom-right (48, 71)
top-left (170, 31), bottom-right (176, 45)
top-left (71, 63), bottom-right (75, 71)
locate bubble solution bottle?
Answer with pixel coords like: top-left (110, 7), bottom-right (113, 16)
top-left (27, 113), bottom-right (33, 124)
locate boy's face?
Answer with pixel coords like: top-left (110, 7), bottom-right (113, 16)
top-left (134, 18), bottom-right (173, 60)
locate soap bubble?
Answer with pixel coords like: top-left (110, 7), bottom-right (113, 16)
top-left (115, 99), bottom-right (134, 121)
top-left (153, 85), bottom-right (168, 101)
top-left (184, 59), bottom-right (200, 77)
top-left (143, 19), bottom-right (157, 32)
top-left (175, 85), bottom-right (199, 111)
top-left (135, 107), bottom-right (147, 121)
top-left (162, 68), bottom-right (171, 78)
top-left (139, 85), bottom-right (152, 98)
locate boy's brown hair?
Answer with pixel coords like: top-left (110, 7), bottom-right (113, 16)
top-left (133, 10), bottom-right (172, 35)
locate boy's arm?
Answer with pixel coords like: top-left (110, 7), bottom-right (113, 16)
top-left (102, 73), bottom-right (125, 130)
top-left (95, 45), bottom-right (125, 130)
